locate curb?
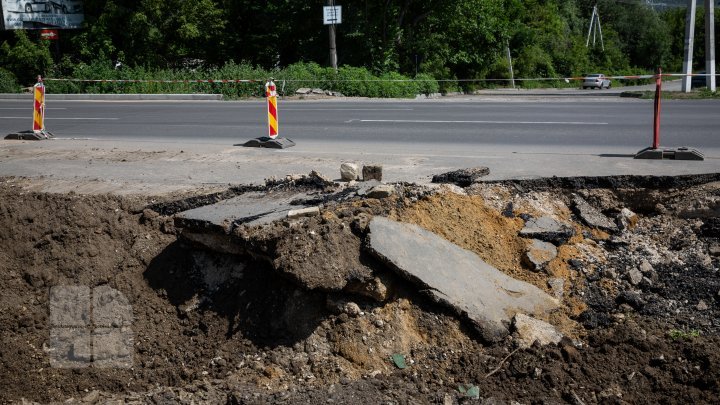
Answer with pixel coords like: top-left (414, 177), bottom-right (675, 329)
top-left (0, 93), bottom-right (224, 101)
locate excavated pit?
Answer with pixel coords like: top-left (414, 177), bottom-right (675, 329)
top-left (1, 174), bottom-right (719, 404)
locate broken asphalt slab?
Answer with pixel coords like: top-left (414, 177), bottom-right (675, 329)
top-left (572, 195), bottom-right (617, 232)
top-left (432, 167), bottom-right (490, 187)
top-left (519, 216), bottom-right (575, 245)
top-left (172, 186), bottom-right (381, 295)
top-left (365, 216), bottom-right (558, 342)
top-left (174, 190), bottom-right (312, 234)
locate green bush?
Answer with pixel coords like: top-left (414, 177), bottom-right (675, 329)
top-left (214, 62), bottom-right (268, 98)
top-left (377, 72), bottom-right (418, 98)
top-left (328, 66), bottom-right (380, 97)
top-left (414, 73), bottom-right (439, 95)
top-left (0, 68), bottom-right (20, 93)
top-left (41, 60), bottom-right (437, 98)
top-left (277, 62), bottom-right (333, 95)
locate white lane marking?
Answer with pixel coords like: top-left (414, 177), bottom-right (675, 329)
top-left (0, 117), bottom-right (119, 120)
top-left (284, 108), bottom-right (413, 111)
top-left (350, 119), bottom-right (608, 125)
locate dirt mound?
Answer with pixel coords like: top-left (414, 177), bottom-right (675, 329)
top-left (1, 176), bottom-right (719, 403)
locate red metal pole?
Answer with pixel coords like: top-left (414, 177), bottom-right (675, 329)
top-left (652, 67), bottom-right (662, 149)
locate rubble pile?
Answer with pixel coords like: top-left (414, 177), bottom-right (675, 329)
top-left (1, 173), bottom-right (718, 403)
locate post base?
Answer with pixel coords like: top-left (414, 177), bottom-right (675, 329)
top-left (5, 130), bottom-right (54, 140)
top-left (237, 137), bottom-right (296, 149)
top-left (634, 146), bottom-right (704, 161)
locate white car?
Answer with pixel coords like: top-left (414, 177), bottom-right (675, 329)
top-left (18, 1), bottom-right (51, 13)
top-left (582, 74), bottom-right (612, 90)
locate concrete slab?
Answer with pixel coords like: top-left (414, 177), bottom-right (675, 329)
top-left (572, 195), bottom-right (617, 232)
top-left (513, 314), bottom-right (563, 348)
top-left (355, 180), bottom-right (382, 196)
top-left (520, 216), bottom-right (575, 245)
top-left (525, 239), bottom-right (558, 271)
top-left (175, 190), bottom-right (311, 233)
top-left (366, 217), bottom-right (558, 342)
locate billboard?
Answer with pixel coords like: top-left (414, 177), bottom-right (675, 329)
top-left (1, 1), bottom-right (84, 30)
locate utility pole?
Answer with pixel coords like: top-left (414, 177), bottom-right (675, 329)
top-left (705, 0), bottom-right (716, 91)
top-left (682, 0), bottom-right (716, 92)
top-left (681, 0), bottom-right (697, 92)
top-left (506, 40), bottom-right (515, 89)
top-left (586, 5), bottom-right (605, 51)
top-left (327, 0), bottom-right (338, 71)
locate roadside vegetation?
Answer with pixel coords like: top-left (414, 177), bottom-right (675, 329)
top-left (0, 0), bottom-right (717, 97)
top-left (622, 89), bottom-right (720, 99)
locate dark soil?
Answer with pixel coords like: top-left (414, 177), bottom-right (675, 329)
top-left (1, 176), bottom-right (719, 404)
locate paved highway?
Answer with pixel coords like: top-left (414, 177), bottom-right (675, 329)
top-left (1, 96), bottom-right (719, 193)
top-left (0, 97), bottom-right (718, 148)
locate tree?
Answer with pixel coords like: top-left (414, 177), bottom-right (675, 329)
top-left (0, 31), bottom-right (53, 85)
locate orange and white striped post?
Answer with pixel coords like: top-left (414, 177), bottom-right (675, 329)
top-left (32, 75), bottom-right (46, 135)
top-left (266, 80), bottom-right (279, 139)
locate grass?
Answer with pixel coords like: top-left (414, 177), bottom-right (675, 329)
top-left (667, 328), bottom-right (701, 341)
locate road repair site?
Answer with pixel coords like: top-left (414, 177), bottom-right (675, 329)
top-left (1, 87), bottom-right (720, 403)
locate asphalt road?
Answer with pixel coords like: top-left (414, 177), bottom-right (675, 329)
top-left (1, 97), bottom-right (718, 148)
top-left (1, 96), bottom-right (719, 193)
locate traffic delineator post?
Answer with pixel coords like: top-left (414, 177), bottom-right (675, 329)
top-left (5, 75), bottom-right (54, 141)
top-left (266, 80), bottom-right (279, 139)
top-left (238, 78), bottom-right (295, 149)
top-left (33, 77), bottom-right (46, 134)
top-left (635, 68), bottom-right (703, 161)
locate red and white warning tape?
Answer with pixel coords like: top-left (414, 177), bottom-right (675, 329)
top-left (41, 73), bottom-right (713, 84)
top-left (43, 78), bottom-right (260, 84)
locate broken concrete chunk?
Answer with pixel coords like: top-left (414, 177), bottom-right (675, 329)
top-left (295, 88), bottom-right (312, 95)
top-left (308, 170), bottom-right (333, 187)
top-left (572, 195), bottom-right (617, 232)
top-left (366, 184), bottom-right (395, 199)
top-left (525, 239), bottom-right (558, 272)
top-left (366, 217), bottom-right (558, 342)
top-left (287, 207), bottom-right (320, 219)
top-left (342, 302), bottom-right (362, 317)
top-left (426, 183), bottom-right (467, 196)
top-left (340, 163), bottom-right (360, 181)
top-left (627, 268), bottom-right (643, 286)
top-left (519, 216), bottom-right (575, 245)
top-left (547, 278), bottom-right (565, 299)
top-left (362, 165), bottom-right (383, 182)
top-left (513, 314), bottom-right (563, 348)
top-left (431, 167), bottom-right (490, 187)
top-left (638, 259), bottom-right (653, 274)
top-left (355, 180), bottom-right (382, 197)
top-left (616, 208), bottom-right (639, 231)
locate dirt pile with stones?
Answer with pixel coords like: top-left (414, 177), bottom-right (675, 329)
top-left (0, 175), bottom-right (718, 404)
